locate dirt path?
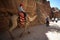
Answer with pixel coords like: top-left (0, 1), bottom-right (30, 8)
top-left (0, 25), bottom-right (50, 40)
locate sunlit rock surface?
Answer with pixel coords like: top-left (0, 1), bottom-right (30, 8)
top-left (36, 1), bottom-right (51, 24)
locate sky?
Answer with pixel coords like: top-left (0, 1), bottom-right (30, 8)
top-left (48, 0), bottom-right (60, 9)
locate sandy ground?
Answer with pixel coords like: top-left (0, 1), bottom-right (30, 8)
top-left (0, 24), bottom-right (50, 40)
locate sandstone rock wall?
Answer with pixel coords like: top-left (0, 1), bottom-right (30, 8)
top-left (25, 0), bottom-right (51, 26)
top-left (53, 11), bottom-right (60, 18)
top-left (0, 0), bottom-right (19, 31)
top-left (51, 7), bottom-right (60, 18)
top-left (0, 0), bottom-right (51, 31)
top-left (36, 1), bottom-right (51, 24)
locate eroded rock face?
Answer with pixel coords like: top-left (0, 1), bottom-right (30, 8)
top-left (0, 0), bottom-right (51, 31)
top-left (0, 0), bottom-right (18, 31)
top-left (24, 0), bottom-right (51, 26)
top-left (51, 7), bottom-right (60, 18)
top-left (36, 0), bottom-right (51, 24)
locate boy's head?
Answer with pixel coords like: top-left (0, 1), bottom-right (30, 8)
top-left (20, 3), bottom-right (23, 6)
